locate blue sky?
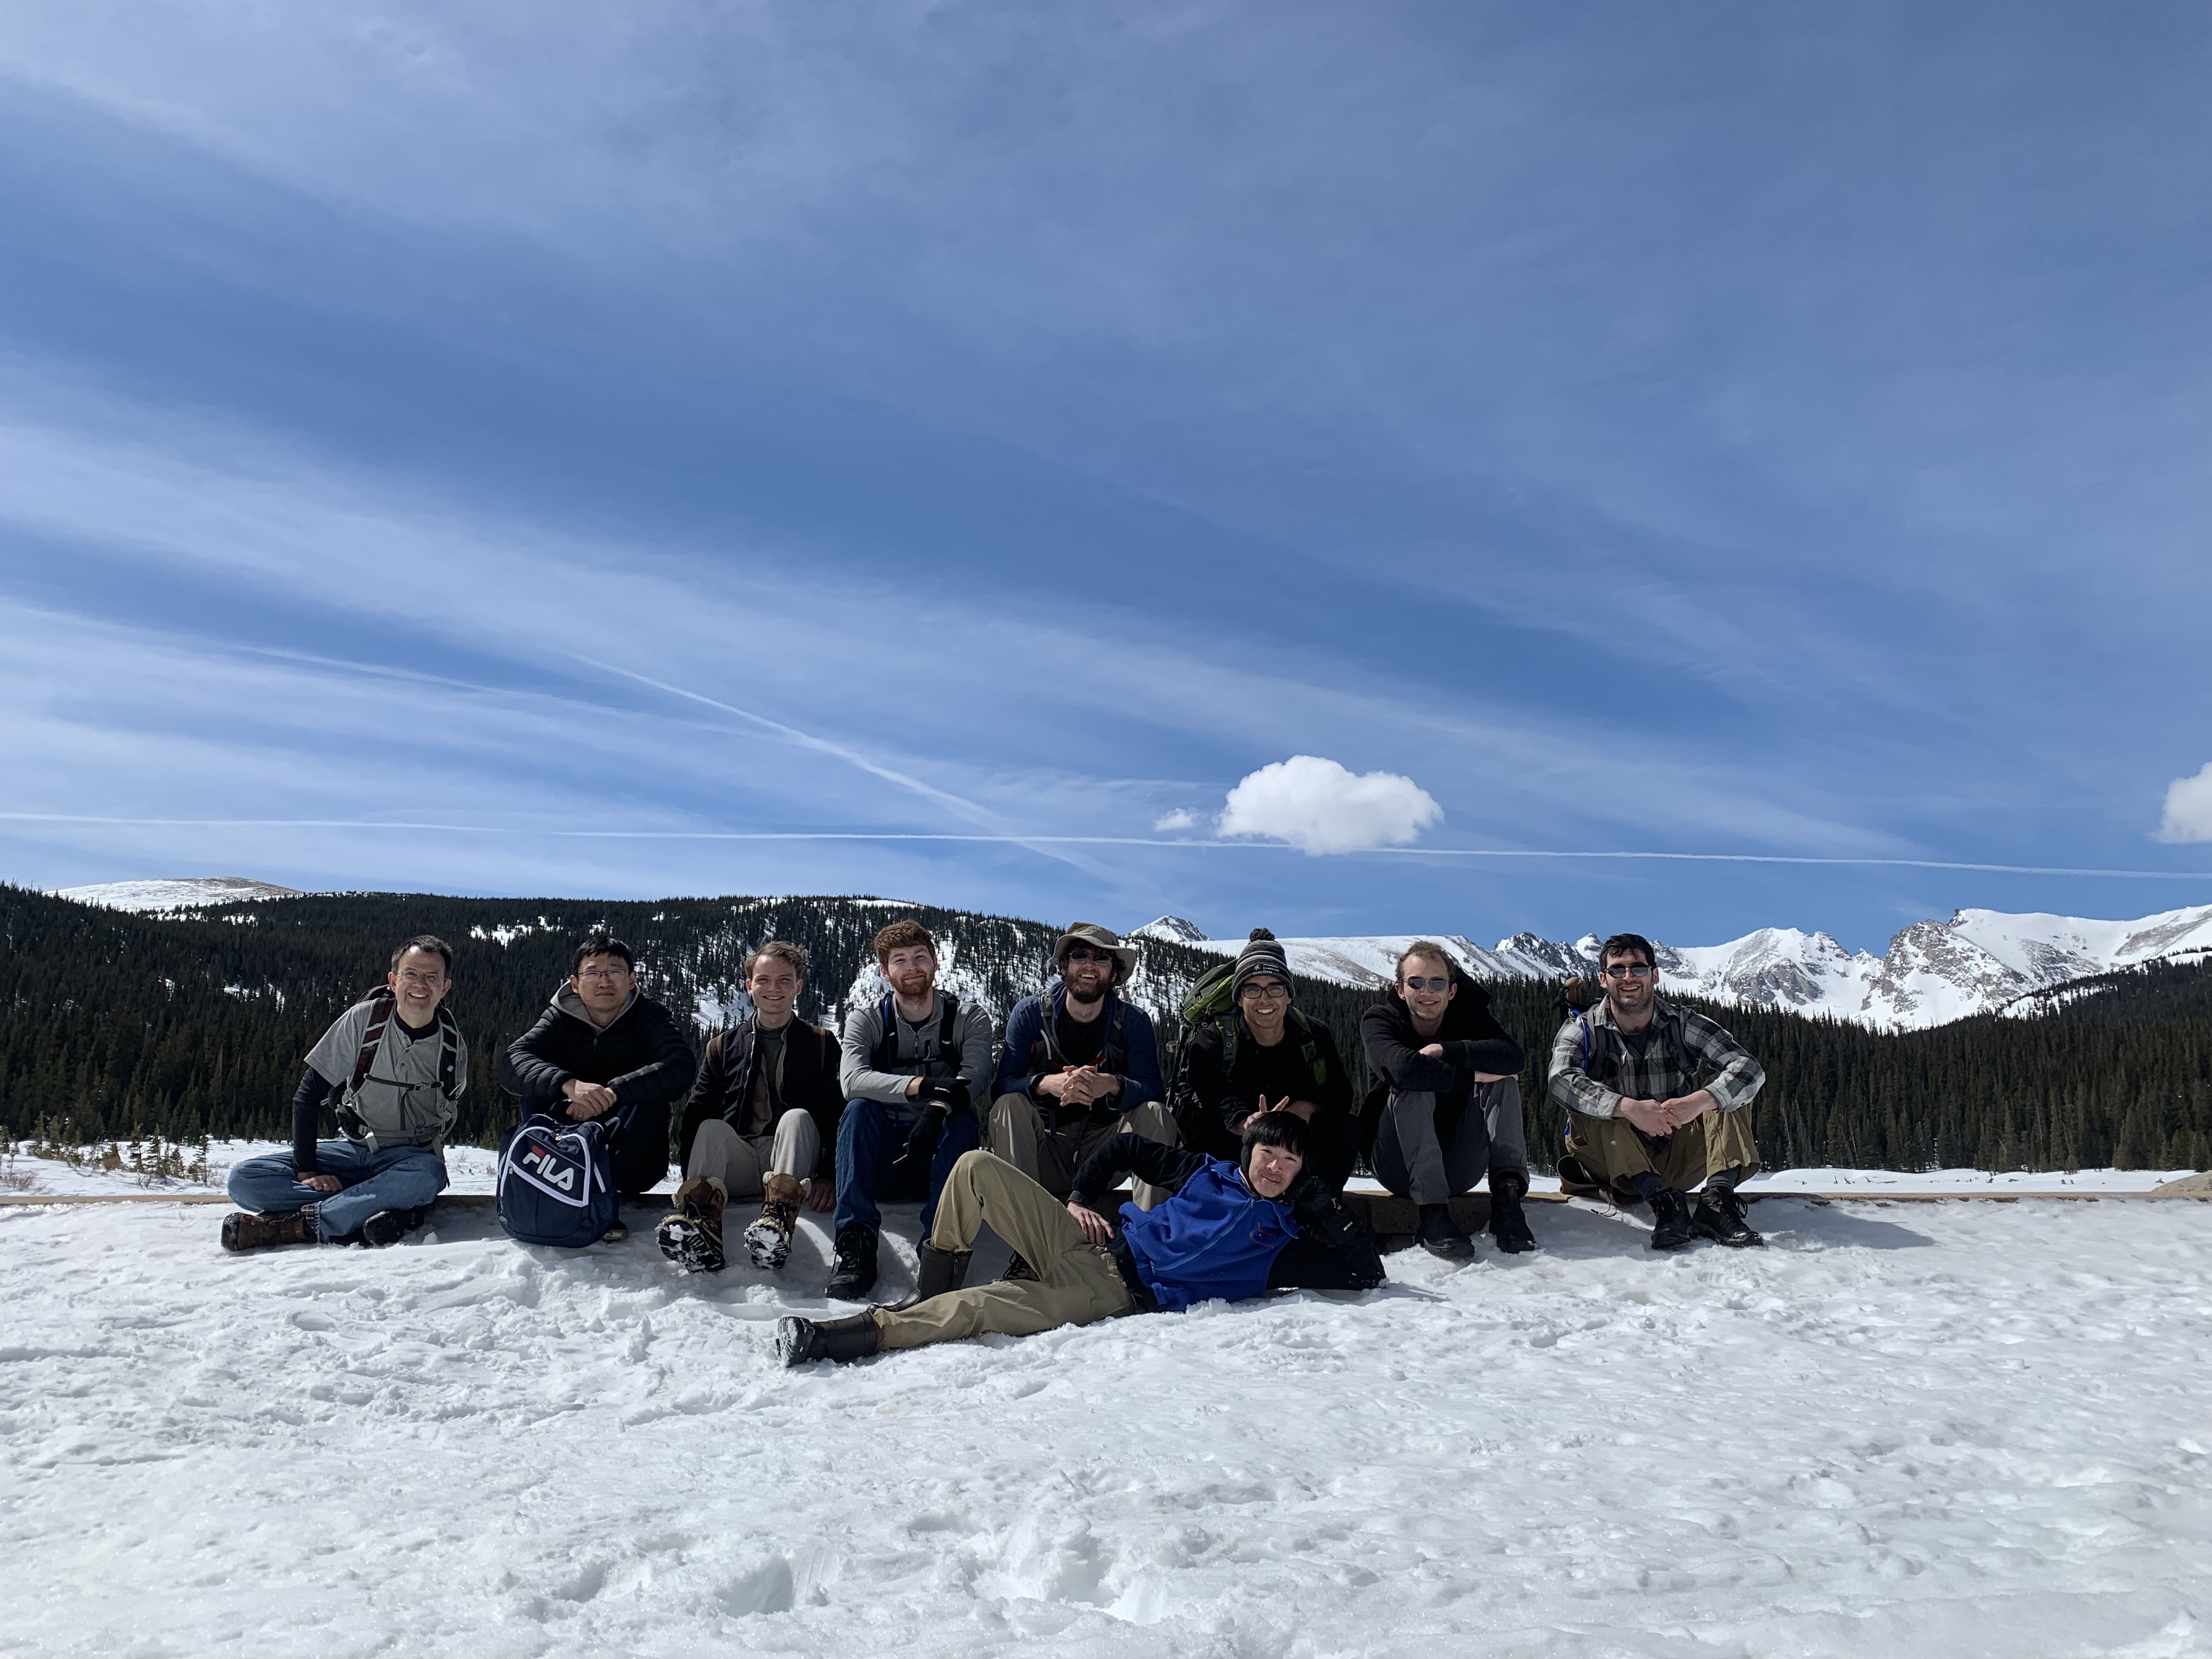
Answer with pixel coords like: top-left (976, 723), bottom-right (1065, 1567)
top-left (1, 2), bottom-right (2208, 953)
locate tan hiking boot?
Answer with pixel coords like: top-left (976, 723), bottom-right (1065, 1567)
top-left (656, 1177), bottom-right (726, 1273)
top-left (221, 1208), bottom-right (314, 1252)
top-left (744, 1172), bottom-right (803, 1271)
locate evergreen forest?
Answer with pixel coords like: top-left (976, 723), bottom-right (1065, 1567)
top-left (3, 884), bottom-right (2207, 1172)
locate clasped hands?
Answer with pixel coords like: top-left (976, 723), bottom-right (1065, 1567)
top-left (562, 1079), bottom-right (619, 1120)
top-left (1617, 1090), bottom-right (1714, 1136)
top-left (1037, 1063), bottom-right (1121, 1110)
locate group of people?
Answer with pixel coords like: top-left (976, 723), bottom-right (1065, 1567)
top-left (221, 919), bottom-right (1771, 1367)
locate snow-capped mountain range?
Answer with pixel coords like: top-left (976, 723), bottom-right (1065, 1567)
top-left (48, 879), bottom-right (2210, 1033)
top-left (1135, 903), bottom-right (2212, 1031)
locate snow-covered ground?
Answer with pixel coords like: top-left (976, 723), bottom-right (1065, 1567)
top-left (5, 1141), bottom-right (2199, 1201)
top-left (4, 1183), bottom-right (2209, 1656)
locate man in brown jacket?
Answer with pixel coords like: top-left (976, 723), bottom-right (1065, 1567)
top-left (659, 940), bottom-right (842, 1273)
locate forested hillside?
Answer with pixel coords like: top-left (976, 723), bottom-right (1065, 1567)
top-left (3, 884), bottom-right (2207, 1171)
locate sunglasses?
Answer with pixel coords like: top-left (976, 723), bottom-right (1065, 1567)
top-left (1401, 975), bottom-right (1452, 993)
top-left (1602, 963), bottom-right (1655, 978)
top-left (1064, 947), bottom-right (1118, 965)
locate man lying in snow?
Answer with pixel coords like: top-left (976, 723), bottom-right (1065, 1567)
top-left (776, 1111), bottom-right (1385, 1365)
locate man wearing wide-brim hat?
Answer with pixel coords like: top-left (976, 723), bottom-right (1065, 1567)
top-left (988, 922), bottom-right (1177, 1215)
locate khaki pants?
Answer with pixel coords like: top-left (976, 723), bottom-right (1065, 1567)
top-left (686, 1111), bottom-right (821, 1200)
top-left (1566, 1107), bottom-right (1760, 1198)
top-left (874, 1150), bottom-right (1135, 1352)
top-left (988, 1092), bottom-right (1179, 1210)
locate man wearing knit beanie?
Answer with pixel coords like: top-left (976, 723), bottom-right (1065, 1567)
top-left (1182, 929), bottom-right (1361, 1193)
top-left (1231, 929), bottom-right (1294, 1004)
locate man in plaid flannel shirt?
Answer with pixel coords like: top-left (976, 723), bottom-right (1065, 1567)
top-left (1547, 932), bottom-right (1766, 1250)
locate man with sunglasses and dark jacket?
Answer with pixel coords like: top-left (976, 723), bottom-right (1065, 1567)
top-left (1359, 941), bottom-right (1533, 1260)
top-left (989, 922), bottom-right (1175, 1211)
top-left (1547, 932), bottom-right (1765, 1250)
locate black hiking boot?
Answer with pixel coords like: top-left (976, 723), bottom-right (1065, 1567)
top-left (599, 1217), bottom-right (630, 1244)
top-left (1000, 1251), bottom-right (1040, 1283)
top-left (1691, 1185), bottom-right (1764, 1248)
top-left (1647, 1187), bottom-right (1694, 1251)
top-left (915, 1243), bottom-right (971, 1301)
top-left (1417, 1203), bottom-right (1476, 1261)
top-left (358, 1209), bottom-right (424, 1249)
top-left (220, 1207), bottom-right (314, 1252)
top-left (1488, 1176), bottom-right (1537, 1255)
top-left (776, 1310), bottom-right (882, 1367)
top-left (827, 1222), bottom-right (879, 1300)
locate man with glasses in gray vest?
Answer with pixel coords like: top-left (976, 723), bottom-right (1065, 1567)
top-left (222, 935), bottom-right (465, 1251)
top-left (1548, 932), bottom-right (1767, 1250)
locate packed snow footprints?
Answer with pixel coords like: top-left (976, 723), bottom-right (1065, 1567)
top-left (209, 921), bottom-right (1802, 1372)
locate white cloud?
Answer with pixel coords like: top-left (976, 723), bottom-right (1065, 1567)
top-left (1216, 755), bottom-right (1441, 855)
top-left (1153, 808), bottom-right (1197, 832)
top-left (2155, 763), bottom-right (2212, 843)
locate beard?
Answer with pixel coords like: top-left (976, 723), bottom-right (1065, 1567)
top-left (1062, 970), bottom-right (1110, 1008)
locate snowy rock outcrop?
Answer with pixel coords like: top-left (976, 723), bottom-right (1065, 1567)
top-left (55, 878), bottom-right (307, 912)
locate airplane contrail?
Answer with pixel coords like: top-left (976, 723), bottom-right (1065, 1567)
top-left (3, 813), bottom-right (2207, 881)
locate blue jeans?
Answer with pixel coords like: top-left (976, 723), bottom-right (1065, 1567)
top-left (227, 1140), bottom-right (449, 1242)
top-left (833, 1098), bottom-right (979, 1236)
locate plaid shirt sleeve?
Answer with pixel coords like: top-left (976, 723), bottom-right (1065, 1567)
top-left (1679, 1009), bottom-right (1765, 1111)
top-left (1546, 1015), bottom-right (1622, 1119)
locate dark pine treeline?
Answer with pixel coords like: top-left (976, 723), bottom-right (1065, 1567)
top-left (3, 884), bottom-right (2208, 1171)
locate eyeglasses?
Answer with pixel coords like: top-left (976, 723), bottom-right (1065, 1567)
top-left (577, 967), bottom-right (632, 983)
top-left (1401, 975), bottom-right (1451, 993)
top-left (1601, 963), bottom-right (1654, 979)
top-left (393, 969), bottom-right (447, 988)
top-left (1239, 981), bottom-right (1290, 1002)
top-left (1064, 947), bottom-right (1116, 966)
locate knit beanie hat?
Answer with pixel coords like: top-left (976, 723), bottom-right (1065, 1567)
top-left (1231, 928), bottom-right (1293, 1002)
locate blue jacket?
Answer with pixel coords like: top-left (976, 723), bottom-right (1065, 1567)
top-left (1072, 1138), bottom-right (1384, 1313)
top-left (992, 982), bottom-right (1165, 1114)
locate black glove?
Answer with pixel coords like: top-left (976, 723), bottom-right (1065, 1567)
top-left (1285, 1173), bottom-right (1361, 1247)
top-left (917, 1077), bottom-right (971, 1113)
top-left (904, 1101), bottom-right (948, 1155)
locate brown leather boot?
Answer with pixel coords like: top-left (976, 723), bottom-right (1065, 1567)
top-left (743, 1171), bottom-right (803, 1271)
top-left (656, 1177), bottom-right (727, 1273)
top-left (220, 1207), bottom-right (314, 1253)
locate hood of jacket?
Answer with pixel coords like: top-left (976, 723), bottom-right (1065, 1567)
top-left (552, 980), bottom-right (640, 1029)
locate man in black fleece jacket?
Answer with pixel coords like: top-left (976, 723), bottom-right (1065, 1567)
top-left (1359, 941), bottom-right (1534, 1259)
top-left (504, 935), bottom-right (698, 1205)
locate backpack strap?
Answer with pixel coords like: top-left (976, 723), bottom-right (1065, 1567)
top-left (349, 990), bottom-right (396, 1096)
top-left (435, 1003), bottom-right (461, 1099)
top-left (873, 992), bottom-right (961, 1075)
